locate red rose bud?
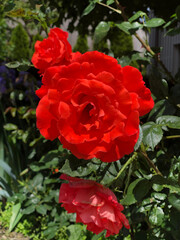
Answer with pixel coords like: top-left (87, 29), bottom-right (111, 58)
top-left (36, 49), bottom-right (154, 162)
top-left (31, 28), bottom-right (72, 74)
top-left (59, 174), bottom-right (130, 237)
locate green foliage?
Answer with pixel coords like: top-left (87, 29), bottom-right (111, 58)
top-left (109, 28), bottom-right (133, 58)
top-left (93, 21), bottom-right (133, 57)
top-left (0, 201), bottom-right (13, 228)
top-left (94, 21), bottom-right (111, 44)
top-left (10, 24), bottom-right (30, 61)
top-left (0, 19), bottom-right (9, 60)
top-left (93, 38), bottom-right (109, 54)
top-left (73, 34), bottom-right (89, 53)
top-left (30, 33), bottom-right (44, 57)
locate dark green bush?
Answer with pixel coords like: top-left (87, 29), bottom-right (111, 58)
top-left (73, 34), bottom-right (89, 53)
top-left (10, 24), bottom-right (30, 61)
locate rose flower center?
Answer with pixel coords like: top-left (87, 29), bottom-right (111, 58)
top-left (80, 102), bottom-right (95, 124)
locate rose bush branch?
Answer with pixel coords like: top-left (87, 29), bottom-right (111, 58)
top-left (115, 0), bottom-right (175, 84)
top-left (109, 152), bottom-right (138, 186)
top-left (98, 0), bottom-right (175, 84)
top-left (165, 135), bottom-right (180, 139)
top-left (139, 149), bottom-right (163, 176)
top-left (98, 1), bottom-right (122, 15)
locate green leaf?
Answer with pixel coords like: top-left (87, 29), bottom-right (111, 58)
top-left (9, 203), bottom-right (23, 232)
top-left (151, 175), bottom-right (180, 193)
top-left (151, 193), bottom-right (166, 201)
top-left (94, 21), bottom-right (110, 44)
top-left (152, 183), bottom-right (164, 192)
top-left (60, 159), bottom-right (98, 177)
top-left (5, 60), bottom-right (31, 71)
top-left (142, 122), bottom-right (163, 150)
top-left (133, 179), bottom-right (152, 201)
top-left (144, 18), bottom-right (165, 28)
top-left (25, 197), bottom-right (40, 206)
top-left (161, 78), bottom-right (168, 96)
top-left (5, 61), bottom-right (20, 68)
top-left (3, 123), bottom-right (18, 131)
top-left (134, 125), bottom-right (143, 150)
top-left (148, 99), bottom-right (175, 121)
top-left (121, 179), bottom-right (142, 205)
top-left (67, 225), bottom-right (84, 240)
top-left (106, 0), bottom-right (114, 5)
top-left (163, 17), bottom-right (177, 29)
top-left (43, 226), bottom-right (58, 239)
top-left (32, 173), bottom-right (43, 188)
top-left (0, 189), bottom-right (10, 198)
top-left (116, 21), bottom-right (142, 34)
top-left (92, 231), bottom-right (105, 240)
top-left (116, 22), bottom-right (131, 34)
top-left (60, 159), bottom-right (79, 177)
top-left (36, 205), bottom-right (47, 215)
top-left (131, 21), bottom-right (143, 30)
top-left (156, 115), bottom-right (180, 129)
top-left (168, 193), bottom-right (180, 211)
top-left (30, 164), bottom-right (40, 172)
top-left (7, 8), bottom-right (25, 17)
top-left (0, 161), bottom-right (16, 180)
top-left (82, 2), bottom-right (96, 17)
top-left (128, 11), bottom-right (147, 23)
top-left (101, 162), bottom-right (121, 185)
top-left (149, 206), bottom-right (164, 226)
top-left (117, 56), bottom-right (131, 67)
top-left (0, 177), bottom-right (13, 197)
top-left (166, 27), bottom-right (180, 36)
top-left (44, 178), bottom-right (59, 184)
top-left (43, 204), bottom-right (52, 211)
top-left (131, 52), bottom-right (151, 63)
top-left (22, 205), bottom-right (35, 215)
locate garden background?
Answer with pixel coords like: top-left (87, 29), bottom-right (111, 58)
top-left (0, 0), bottom-right (180, 239)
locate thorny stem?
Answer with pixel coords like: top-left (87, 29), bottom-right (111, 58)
top-left (111, 152), bottom-right (138, 184)
top-left (165, 135), bottom-right (180, 139)
top-left (139, 150), bottom-right (163, 176)
top-left (124, 163), bottom-right (133, 194)
top-left (100, 0), bottom-right (175, 84)
top-left (114, 0), bottom-right (128, 21)
top-left (98, 1), bottom-right (121, 14)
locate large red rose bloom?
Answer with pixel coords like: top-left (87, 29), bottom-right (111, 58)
top-left (59, 174), bottom-right (130, 237)
top-left (36, 51), bottom-right (154, 162)
top-left (31, 28), bottom-right (72, 74)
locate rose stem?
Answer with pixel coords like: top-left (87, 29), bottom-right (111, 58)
top-left (114, 0), bottom-right (175, 84)
top-left (165, 135), bottom-right (180, 139)
top-left (98, 0), bottom-right (175, 84)
top-left (139, 150), bottom-right (163, 176)
top-left (112, 152), bottom-right (138, 183)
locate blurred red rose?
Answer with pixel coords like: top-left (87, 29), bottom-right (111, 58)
top-left (36, 51), bottom-right (154, 162)
top-left (59, 174), bottom-right (130, 237)
top-left (31, 28), bottom-right (72, 74)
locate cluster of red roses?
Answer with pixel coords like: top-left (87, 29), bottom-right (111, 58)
top-left (32, 28), bottom-right (154, 237)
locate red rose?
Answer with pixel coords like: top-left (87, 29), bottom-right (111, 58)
top-left (59, 174), bottom-right (130, 237)
top-left (31, 28), bottom-right (72, 74)
top-left (36, 51), bottom-right (154, 162)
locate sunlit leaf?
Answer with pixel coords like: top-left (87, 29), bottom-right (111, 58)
top-left (144, 18), bottom-right (165, 28)
top-left (142, 122), bottom-right (163, 150)
top-left (94, 21), bottom-right (110, 44)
